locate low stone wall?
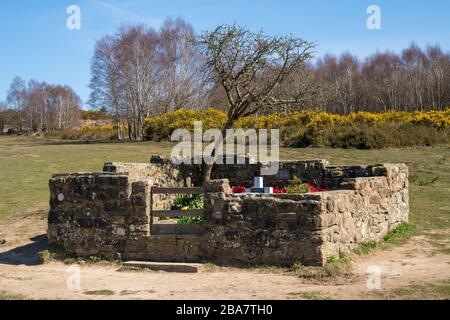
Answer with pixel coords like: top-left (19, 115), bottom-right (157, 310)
top-left (137, 156), bottom-right (396, 190)
top-left (48, 173), bottom-right (151, 258)
top-left (103, 161), bottom-right (193, 211)
top-left (202, 180), bottom-right (326, 265)
top-left (47, 160), bottom-right (409, 266)
top-left (201, 164), bottom-right (409, 265)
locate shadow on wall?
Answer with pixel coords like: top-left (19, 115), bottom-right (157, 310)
top-left (0, 234), bottom-right (47, 266)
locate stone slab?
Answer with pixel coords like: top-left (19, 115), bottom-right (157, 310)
top-left (122, 261), bottom-right (202, 273)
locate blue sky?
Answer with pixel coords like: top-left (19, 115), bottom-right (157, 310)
top-left (0, 0), bottom-right (449, 107)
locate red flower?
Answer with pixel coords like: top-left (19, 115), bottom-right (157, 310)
top-left (232, 186), bottom-right (246, 194)
top-left (273, 187), bottom-right (287, 194)
top-left (306, 183), bottom-right (327, 193)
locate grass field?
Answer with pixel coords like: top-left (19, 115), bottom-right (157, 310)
top-left (0, 135), bottom-right (449, 242)
top-left (0, 135), bottom-right (449, 299)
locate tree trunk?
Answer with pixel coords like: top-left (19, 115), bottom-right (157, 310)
top-left (116, 119), bottom-right (122, 141)
top-left (200, 119), bottom-right (234, 183)
top-left (201, 163), bottom-right (214, 183)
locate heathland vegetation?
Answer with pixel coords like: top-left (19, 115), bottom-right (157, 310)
top-left (47, 108), bottom-right (449, 149)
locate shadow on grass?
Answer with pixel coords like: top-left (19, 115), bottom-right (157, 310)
top-left (0, 234), bottom-right (47, 266)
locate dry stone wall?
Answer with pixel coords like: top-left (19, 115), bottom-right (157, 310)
top-left (48, 173), bottom-right (151, 258)
top-left (201, 163), bottom-right (408, 266)
top-left (47, 159), bottom-right (409, 266)
top-left (103, 161), bottom-right (193, 210)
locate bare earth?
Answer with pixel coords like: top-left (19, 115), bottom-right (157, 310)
top-left (1, 212), bottom-right (450, 300)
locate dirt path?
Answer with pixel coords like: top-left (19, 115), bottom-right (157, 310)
top-left (1, 213), bottom-right (449, 300)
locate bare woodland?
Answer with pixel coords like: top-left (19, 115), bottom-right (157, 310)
top-left (89, 18), bottom-right (208, 140)
top-left (2, 77), bottom-right (81, 133)
top-left (1, 18), bottom-right (449, 138)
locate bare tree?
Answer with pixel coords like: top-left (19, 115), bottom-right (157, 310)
top-left (89, 35), bottom-right (125, 139)
top-left (361, 52), bottom-right (403, 112)
top-left (197, 24), bottom-right (315, 180)
top-left (314, 53), bottom-right (362, 113)
top-left (158, 18), bottom-right (210, 112)
top-left (5, 78), bottom-right (81, 133)
top-left (198, 24), bottom-right (315, 126)
top-left (308, 43), bottom-right (450, 113)
top-left (89, 18), bottom-right (210, 141)
top-left (0, 101), bottom-right (6, 133)
top-left (6, 76), bottom-right (27, 131)
top-left (90, 25), bottom-right (162, 141)
top-left (45, 85), bottom-right (81, 130)
top-left (424, 45), bottom-right (449, 110)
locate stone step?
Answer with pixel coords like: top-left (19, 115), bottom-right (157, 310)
top-left (151, 223), bottom-right (202, 235)
top-left (134, 234), bottom-right (202, 263)
top-left (122, 261), bottom-right (202, 273)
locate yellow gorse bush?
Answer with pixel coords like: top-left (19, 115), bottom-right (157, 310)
top-left (76, 108), bottom-right (449, 141)
top-left (79, 124), bottom-right (115, 132)
top-left (144, 108), bottom-right (227, 140)
top-left (236, 109), bottom-right (450, 130)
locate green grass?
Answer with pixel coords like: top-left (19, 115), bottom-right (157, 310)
top-left (354, 241), bottom-right (379, 255)
top-left (287, 291), bottom-right (328, 300)
top-left (0, 136), bottom-right (173, 221)
top-left (383, 223), bottom-right (416, 244)
top-left (88, 254), bottom-right (105, 263)
top-left (0, 291), bottom-right (27, 300)
top-left (38, 242), bottom-right (76, 264)
top-left (63, 257), bottom-right (78, 265)
top-left (353, 223), bottom-right (417, 256)
top-left (372, 279), bottom-right (450, 300)
top-left (83, 290), bottom-right (115, 296)
top-left (326, 252), bottom-right (349, 266)
top-left (290, 260), bottom-right (304, 272)
top-left (0, 136), bottom-right (449, 247)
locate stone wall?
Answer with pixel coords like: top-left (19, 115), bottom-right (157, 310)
top-left (138, 156), bottom-right (393, 190)
top-left (48, 173), bottom-right (151, 258)
top-left (202, 180), bottom-right (326, 265)
top-left (201, 163), bottom-right (409, 266)
top-left (103, 161), bottom-right (193, 210)
top-left (210, 160), bottom-right (329, 189)
top-left (47, 160), bottom-right (409, 266)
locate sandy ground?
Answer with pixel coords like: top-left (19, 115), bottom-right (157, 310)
top-left (1, 212), bottom-right (450, 300)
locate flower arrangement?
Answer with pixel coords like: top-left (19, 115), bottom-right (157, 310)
top-left (273, 187), bottom-right (287, 194)
top-left (285, 176), bottom-right (323, 194)
top-left (231, 176), bottom-right (327, 195)
top-left (231, 186), bottom-right (246, 194)
top-left (306, 183), bottom-right (327, 193)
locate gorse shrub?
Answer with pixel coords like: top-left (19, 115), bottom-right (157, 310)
top-left (292, 122), bottom-right (449, 149)
top-left (143, 108), bottom-right (449, 148)
top-left (46, 125), bottom-right (117, 141)
top-left (82, 110), bottom-right (111, 121)
top-left (144, 108), bottom-right (227, 141)
top-left (49, 108), bottom-right (449, 148)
